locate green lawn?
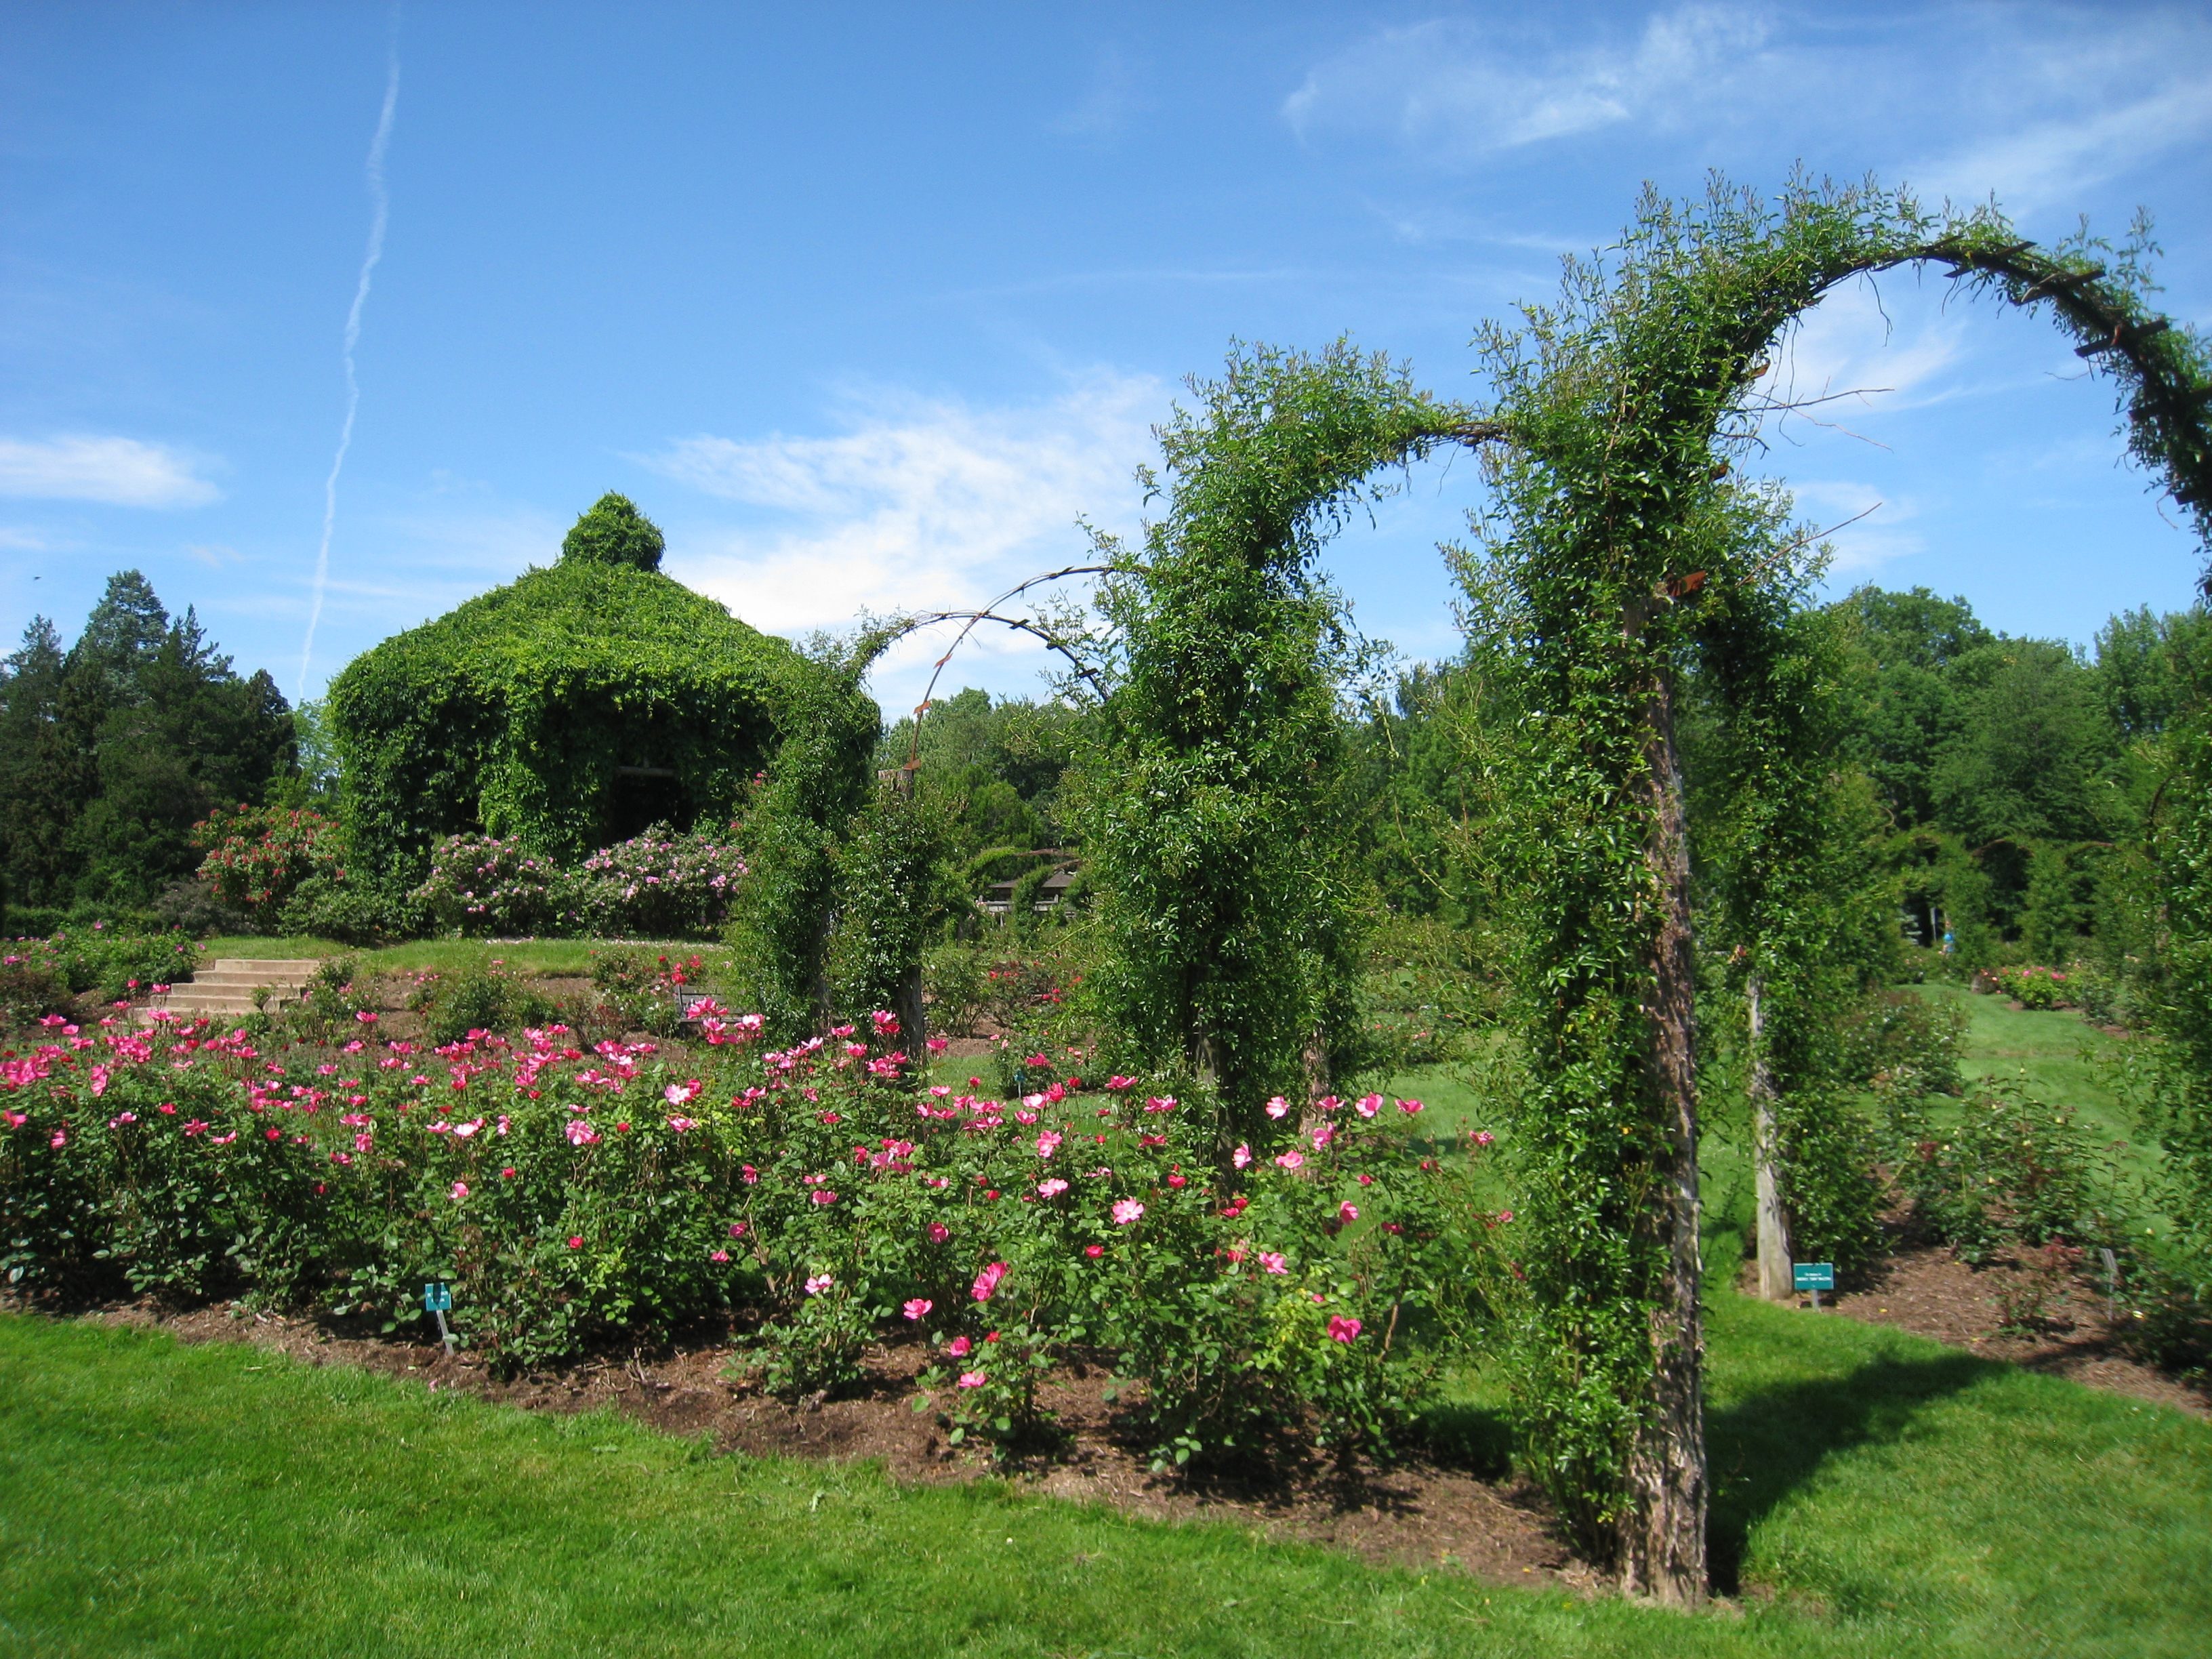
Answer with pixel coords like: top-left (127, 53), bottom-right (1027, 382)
top-left (193, 937), bottom-right (720, 979)
top-left (3, 1296), bottom-right (2206, 1658)
top-left (1902, 983), bottom-right (2158, 1185)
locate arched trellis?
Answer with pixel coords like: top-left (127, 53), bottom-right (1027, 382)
top-left (1080, 181), bottom-right (2207, 1602)
top-left (1447, 178), bottom-right (2212, 1605)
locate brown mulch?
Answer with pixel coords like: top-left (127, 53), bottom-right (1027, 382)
top-left (1767, 1238), bottom-right (2210, 1420)
top-left (44, 1296), bottom-right (1584, 1592)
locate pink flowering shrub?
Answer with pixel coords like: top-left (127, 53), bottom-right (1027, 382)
top-left (0, 1002), bottom-right (1507, 1464)
top-left (413, 826), bottom-right (747, 939)
top-left (413, 836), bottom-right (567, 936)
top-left (1991, 963), bottom-right (2073, 1012)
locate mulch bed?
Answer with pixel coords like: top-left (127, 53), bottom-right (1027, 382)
top-left (1814, 1238), bottom-right (2210, 1420)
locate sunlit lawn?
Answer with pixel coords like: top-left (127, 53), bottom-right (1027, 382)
top-left (4, 1284), bottom-right (2207, 1658)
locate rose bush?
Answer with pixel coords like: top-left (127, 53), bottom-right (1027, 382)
top-left (1, 1000), bottom-right (1507, 1467)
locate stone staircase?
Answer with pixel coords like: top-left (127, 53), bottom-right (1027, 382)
top-left (146, 958), bottom-right (327, 1025)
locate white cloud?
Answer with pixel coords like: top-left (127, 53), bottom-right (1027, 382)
top-left (1788, 478), bottom-right (1923, 579)
top-left (1283, 5), bottom-right (1775, 159)
top-left (0, 434), bottom-right (220, 508)
top-left (1286, 3), bottom-right (2212, 211)
top-left (643, 371), bottom-right (1163, 646)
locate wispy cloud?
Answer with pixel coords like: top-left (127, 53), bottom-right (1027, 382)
top-left (1789, 478), bottom-right (1924, 579)
top-left (1286, 3), bottom-right (2212, 213)
top-left (0, 434), bottom-right (220, 508)
top-left (1284, 5), bottom-right (1776, 159)
top-left (1049, 47), bottom-right (1144, 142)
top-left (642, 371), bottom-right (1163, 646)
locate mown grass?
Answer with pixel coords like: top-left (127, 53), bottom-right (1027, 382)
top-left (3, 1295), bottom-right (2206, 1658)
top-left (193, 937), bottom-right (720, 979)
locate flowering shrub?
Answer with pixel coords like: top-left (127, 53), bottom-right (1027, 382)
top-left (560, 826), bottom-right (747, 939)
top-left (192, 804), bottom-right (347, 916)
top-left (412, 827), bottom-right (747, 939)
top-left (1885, 1076), bottom-right (2135, 1265)
top-left (413, 836), bottom-right (565, 936)
top-left (0, 1004), bottom-right (1507, 1468)
top-left (3, 929), bottom-right (201, 1010)
top-left (1992, 964), bottom-right (2074, 1012)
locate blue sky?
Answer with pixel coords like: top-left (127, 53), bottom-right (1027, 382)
top-left (3, 1), bottom-right (2209, 721)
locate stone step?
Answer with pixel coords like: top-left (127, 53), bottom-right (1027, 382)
top-left (133, 957), bottom-right (332, 1025)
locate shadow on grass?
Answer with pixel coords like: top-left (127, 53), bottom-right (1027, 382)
top-left (1705, 1347), bottom-right (2004, 1593)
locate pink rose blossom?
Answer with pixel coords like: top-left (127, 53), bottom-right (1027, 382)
top-left (926, 1222), bottom-right (950, 1244)
top-left (567, 1236), bottom-right (583, 1249)
top-left (1274, 1150), bottom-right (1304, 1170)
top-left (1257, 1251), bottom-right (1289, 1275)
top-left (1327, 1315), bottom-right (1363, 1343)
top-left (1037, 1178), bottom-right (1069, 1198)
top-left (903, 1298), bottom-right (933, 1321)
top-left (804, 1273), bottom-right (834, 1295)
top-left (972, 1261), bottom-right (1009, 1301)
top-left (1036, 1130), bottom-right (1062, 1158)
top-left (1264, 1095), bottom-right (1290, 1119)
top-left (1084, 1244), bottom-right (1104, 1258)
top-left (1337, 1201), bottom-right (1359, 1223)
top-left (1111, 1199), bottom-right (1145, 1226)
top-left (956, 1370), bottom-right (987, 1389)
top-left (1231, 1143), bottom-right (1251, 1170)
top-left (947, 1335), bottom-right (972, 1357)
top-left (450, 1181), bottom-right (469, 1200)
top-left (1399, 1098), bottom-right (1424, 1115)
top-left (1355, 1093), bottom-right (1382, 1119)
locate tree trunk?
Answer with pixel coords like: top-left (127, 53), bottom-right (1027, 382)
top-left (1747, 972), bottom-right (1795, 1302)
top-left (1620, 665), bottom-right (1708, 1606)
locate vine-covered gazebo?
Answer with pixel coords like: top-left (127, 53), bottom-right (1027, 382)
top-left (328, 494), bottom-right (868, 879)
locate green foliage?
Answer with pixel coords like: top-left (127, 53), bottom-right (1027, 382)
top-left (406, 958), bottom-right (560, 1048)
top-left (0, 575), bottom-right (295, 912)
top-left (1884, 1076), bottom-right (2137, 1266)
top-left (1083, 340), bottom-right (1477, 1149)
top-left (559, 491), bottom-right (665, 571)
top-left (720, 636), bottom-right (884, 1039)
top-left (824, 781), bottom-right (965, 1029)
top-left (1455, 171), bottom-right (2212, 1585)
top-left (328, 500), bottom-right (842, 881)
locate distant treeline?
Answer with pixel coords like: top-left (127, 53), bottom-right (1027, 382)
top-left (1359, 583), bottom-right (2206, 968)
top-left (0, 571), bottom-right (298, 922)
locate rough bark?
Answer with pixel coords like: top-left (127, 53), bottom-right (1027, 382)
top-left (1621, 668), bottom-right (1708, 1606)
top-left (1747, 972), bottom-right (1796, 1302)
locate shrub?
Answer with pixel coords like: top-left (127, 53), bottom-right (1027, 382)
top-left (414, 836), bottom-right (565, 937)
top-left (7, 928), bottom-right (203, 1005)
top-left (277, 874), bottom-right (424, 947)
top-left (560, 826), bottom-right (747, 939)
top-left (1885, 1076), bottom-right (2135, 1265)
top-left (921, 942), bottom-right (991, 1037)
top-left (407, 959), bottom-right (559, 1047)
top-left (1836, 989), bottom-right (1967, 1097)
top-left (0, 958), bottom-right (73, 1025)
top-left (192, 804), bottom-right (347, 918)
top-left (0, 1006), bottom-right (1498, 1469)
top-left (1993, 964), bottom-right (2074, 1011)
top-left (152, 879), bottom-right (255, 939)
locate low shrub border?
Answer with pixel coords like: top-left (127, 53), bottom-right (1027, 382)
top-left (0, 1004), bottom-right (1509, 1469)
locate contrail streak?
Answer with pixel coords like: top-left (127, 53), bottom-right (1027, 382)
top-left (296, 43), bottom-right (400, 699)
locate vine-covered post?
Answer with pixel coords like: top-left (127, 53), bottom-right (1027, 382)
top-left (1082, 340), bottom-right (1488, 1154)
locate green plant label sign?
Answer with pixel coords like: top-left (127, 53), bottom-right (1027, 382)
top-left (1793, 1263), bottom-right (1835, 1292)
top-left (422, 1283), bottom-right (453, 1312)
